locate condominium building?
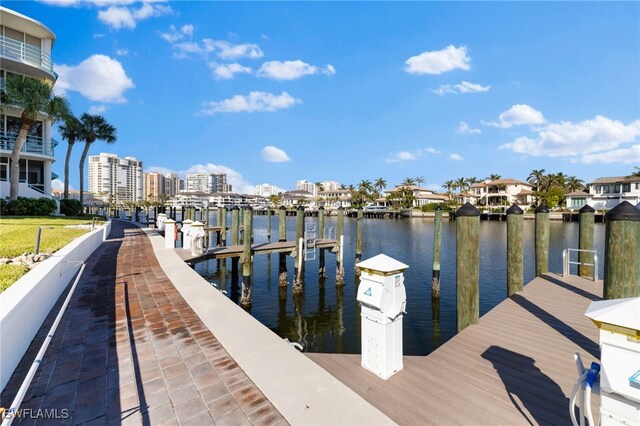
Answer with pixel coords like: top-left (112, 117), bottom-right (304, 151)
top-left (321, 180), bottom-right (340, 191)
top-left (255, 183), bottom-right (278, 197)
top-left (185, 173), bottom-right (231, 193)
top-left (88, 153), bottom-right (143, 203)
top-left (165, 172), bottom-right (182, 196)
top-left (296, 180), bottom-right (317, 196)
top-left (143, 171), bottom-right (166, 201)
top-left (0, 7), bottom-right (58, 199)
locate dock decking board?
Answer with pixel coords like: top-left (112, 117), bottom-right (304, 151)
top-left (307, 273), bottom-right (602, 425)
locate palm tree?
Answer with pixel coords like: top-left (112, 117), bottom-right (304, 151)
top-left (78, 114), bottom-right (116, 207)
top-left (314, 181), bottom-right (325, 194)
top-left (454, 177), bottom-right (469, 193)
top-left (486, 174), bottom-right (502, 181)
top-left (401, 177), bottom-right (415, 187)
top-left (415, 176), bottom-right (425, 189)
top-left (58, 114), bottom-right (82, 200)
top-left (633, 166), bottom-right (640, 177)
top-left (442, 180), bottom-right (455, 198)
top-left (374, 177), bottom-right (387, 198)
top-left (466, 177), bottom-right (481, 185)
top-left (2, 74), bottom-right (70, 200)
top-left (565, 176), bottom-right (585, 193)
top-left (527, 169), bottom-right (546, 189)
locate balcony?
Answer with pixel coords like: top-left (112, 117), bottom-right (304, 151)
top-left (0, 35), bottom-right (56, 80)
top-left (0, 131), bottom-right (57, 157)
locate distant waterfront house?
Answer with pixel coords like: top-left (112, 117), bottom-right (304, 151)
top-left (0, 7), bottom-right (59, 199)
top-left (469, 179), bottom-right (534, 206)
top-left (565, 190), bottom-right (591, 210)
top-left (318, 189), bottom-right (352, 209)
top-left (454, 191), bottom-right (480, 205)
top-left (384, 185), bottom-right (448, 207)
top-left (281, 190), bottom-right (313, 207)
top-left (588, 175), bottom-right (640, 210)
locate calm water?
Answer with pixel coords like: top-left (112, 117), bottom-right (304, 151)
top-left (190, 214), bottom-right (605, 356)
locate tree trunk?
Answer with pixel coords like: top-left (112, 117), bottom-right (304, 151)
top-left (64, 140), bottom-right (74, 200)
top-left (79, 141), bottom-right (92, 208)
top-left (9, 120), bottom-right (33, 201)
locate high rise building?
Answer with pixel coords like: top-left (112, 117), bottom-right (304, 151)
top-left (164, 172), bottom-right (182, 196)
top-left (255, 183), bottom-right (278, 197)
top-left (296, 180), bottom-right (317, 196)
top-left (321, 180), bottom-right (340, 191)
top-left (0, 7), bottom-right (59, 199)
top-left (185, 173), bottom-right (231, 193)
top-left (143, 172), bottom-right (166, 201)
top-left (89, 153), bottom-right (143, 203)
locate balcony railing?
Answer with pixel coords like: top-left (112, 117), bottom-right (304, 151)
top-left (0, 131), bottom-right (57, 156)
top-left (0, 35), bottom-right (56, 78)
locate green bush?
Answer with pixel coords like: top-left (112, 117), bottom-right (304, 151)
top-left (60, 199), bottom-right (83, 216)
top-left (0, 197), bottom-right (57, 216)
top-left (421, 203), bottom-right (450, 212)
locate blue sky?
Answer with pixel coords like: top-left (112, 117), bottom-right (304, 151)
top-left (8, 1), bottom-right (640, 193)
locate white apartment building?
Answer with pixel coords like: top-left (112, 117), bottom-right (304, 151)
top-left (0, 7), bottom-right (58, 199)
top-left (185, 173), bottom-right (231, 193)
top-left (255, 183), bottom-right (278, 197)
top-left (89, 153), bottom-right (143, 204)
top-left (586, 175), bottom-right (640, 210)
top-left (296, 180), bottom-right (317, 197)
top-left (469, 179), bottom-right (534, 206)
top-left (321, 180), bottom-right (340, 191)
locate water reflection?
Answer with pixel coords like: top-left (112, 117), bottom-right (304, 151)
top-left (193, 214), bottom-right (606, 355)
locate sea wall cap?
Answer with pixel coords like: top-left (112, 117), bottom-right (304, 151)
top-left (535, 204), bottom-right (550, 213)
top-left (605, 201), bottom-right (640, 221)
top-left (506, 204), bottom-right (524, 215)
top-left (455, 202), bottom-right (480, 217)
top-left (579, 204), bottom-right (595, 214)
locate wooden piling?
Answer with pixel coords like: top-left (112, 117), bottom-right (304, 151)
top-left (506, 204), bottom-right (524, 296)
top-left (432, 206), bottom-right (442, 299)
top-left (241, 207), bottom-right (253, 307)
top-left (604, 201), bottom-right (640, 299)
top-left (278, 206), bottom-right (287, 286)
top-left (267, 207), bottom-right (272, 242)
top-left (578, 204), bottom-right (595, 278)
top-left (336, 206), bottom-right (345, 285)
top-left (535, 204), bottom-right (550, 276)
top-left (293, 205), bottom-right (305, 293)
top-left (455, 202), bottom-right (480, 332)
top-left (318, 207), bottom-right (327, 280)
top-left (221, 207), bottom-right (227, 246)
top-left (231, 206), bottom-right (240, 246)
top-left (355, 207), bottom-right (363, 269)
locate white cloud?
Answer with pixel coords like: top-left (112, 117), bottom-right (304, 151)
top-left (261, 146), bottom-right (292, 163)
top-left (432, 81), bottom-right (490, 96)
top-left (385, 147), bottom-right (441, 163)
top-left (425, 147), bottom-right (442, 154)
top-left (88, 105), bottom-right (108, 114)
top-left (55, 54), bottom-right (134, 103)
top-left (449, 153), bottom-right (464, 161)
top-left (405, 45), bottom-right (471, 75)
top-left (257, 60), bottom-right (336, 80)
top-left (200, 91), bottom-right (301, 115)
top-left (500, 115), bottom-right (640, 163)
top-left (116, 48), bottom-right (129, 56)
top-left (170, 39), bottom-right (263, 61)
top-left (98, 2), bottom-right (171, 30)
top-left (208, 62), bottom-right (252, 80)
top-left (51, 179), bottom-right (66, 191)
top-left (485, 104), bottom-right (545, 128)
top-left (147, 163), bottom-right (257, 194)
top-left (180, 24), bottom-right (194, 36)
top-left (159, 24), bottom-right (194, 43)
top-left (456, 121), bottom-right (481, 134)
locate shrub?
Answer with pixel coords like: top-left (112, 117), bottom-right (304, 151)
top-left (0, 197), bottom-right (57, 216)
top-left (60, 199), bottom-right (83, 216)
top-left (421, 203), bottom-right (450, 212)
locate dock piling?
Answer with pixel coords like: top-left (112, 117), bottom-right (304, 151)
top-left (231, 206), bottom-right (240, 246)
top-left (221, 207), bottom-right (227, 246)
top-left (431, 206), bottom-right (442, 299)
top-left (506, 204), bottom-right (524, 296)
top-left (604, 201), bottom-right (640, 299)
top-left (319, 207), bottom-right (327, 280)
top-left (336, 207), bottom-right (345, 285)
top-left (293, 205), bottom-right (305, 293)
top-left (535, 204), bottom-right (550, 276)
top-left (455, 202), bottom-right (480, 332)
top-left (278, 206), bottom-right (287, 286)
top-left (355, 207), bottom-right (363, 270)
top-left (267, 208), bottom-right (272, 242)
top-left (240, 207), bottom-right (253, 308)
top-left (578, 205), bottom-right (595, 278)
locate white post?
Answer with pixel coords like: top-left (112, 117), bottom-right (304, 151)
top-left (182, 219), bottom-right (193, 249)
top-left (190, 221), bottom-right (205, 255)
top-left (562, 249), bottom-right (568, 277)
top-left (164, 219), bottom-right (176, 249)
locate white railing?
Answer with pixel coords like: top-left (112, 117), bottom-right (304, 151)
top-left (0, 131), bottom-right (57, 156)
top-left (562, 248), bottom-right (598, 281)
top-left (0, 35), bottom-right (55, 77)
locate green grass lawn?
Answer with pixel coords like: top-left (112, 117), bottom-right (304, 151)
top-left (0, 216), bottom-right (106, 292)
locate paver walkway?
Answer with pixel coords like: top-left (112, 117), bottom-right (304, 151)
top-left (1, 220), bottom-right (286, 425)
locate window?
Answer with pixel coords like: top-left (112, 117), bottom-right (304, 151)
top-left (571, 198), bottom-right (586, 208)
top-left (614, 184), bottom-right (620, 193)
top-left (622, 184), bottom-right (631, 193)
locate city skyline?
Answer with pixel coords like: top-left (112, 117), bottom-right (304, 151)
top-left (6, 1), bottom-right (639, 195)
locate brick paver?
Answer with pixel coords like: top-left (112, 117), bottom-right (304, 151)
top-left (1, 221), bottom-right (286, 425)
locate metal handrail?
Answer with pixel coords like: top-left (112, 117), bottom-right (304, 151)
top-left (562, 248), bottom-right (598, 281)
top-left (0, 131), bottom-right (57, 156)
top-left (0, 35), bottom-right (55, 76)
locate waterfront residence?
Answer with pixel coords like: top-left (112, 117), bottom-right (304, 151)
top-left (587, 175), bottom-right (640, 210)
top-left (281, 189), bottom-right (314, 207)
top-left (565, 190), bottom-right (591, 211)
top-left (385, 185), bottom-right (448, 207)
top-left (469, 178), bottom-right (534, 206)
top-left (318, 188), bottom-right (353, 209)
top-left (454, 191), bottom-right (481, 205)
top-left (0, 7), bottom-right (58, 199)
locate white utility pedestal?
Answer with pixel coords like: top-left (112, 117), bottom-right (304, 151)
top-left (182, 219), bottom-right (193, 249)
top-left (157, 213), bottom-right (167, 231)
top-left (189, 221), bottom-right (205, 255)
top-left (585, 297), bottom-right (640, 425)
top-left (164, 219), bottom-right (176, 249)
top-left (356, 254), bottom-right (408, 380)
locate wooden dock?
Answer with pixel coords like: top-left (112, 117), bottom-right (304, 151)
top-left (175, 238), bottom-right (339, 263)
top-left (308, 273), bottom-right (602, 425)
